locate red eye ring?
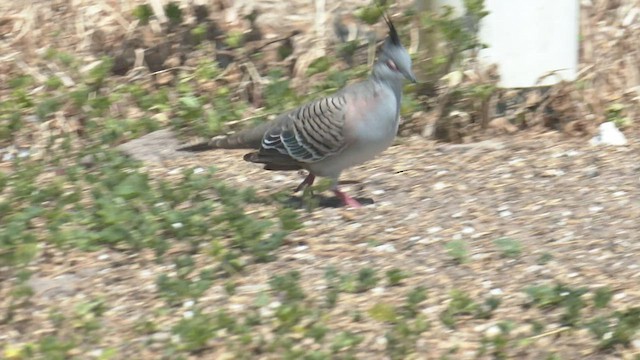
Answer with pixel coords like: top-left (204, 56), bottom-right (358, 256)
top-left (386, 60), bottom-right (398, 71)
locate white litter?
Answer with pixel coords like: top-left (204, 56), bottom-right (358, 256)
top-left (589, 122), bottom-right (628, 146)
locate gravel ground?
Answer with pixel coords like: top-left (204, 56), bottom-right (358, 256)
top-left (4, 131), bottom-right (639, 359)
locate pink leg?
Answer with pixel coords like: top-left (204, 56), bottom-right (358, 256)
top-left (333, 189), bottom-right (363, 208)
top-left (295, 173), bottom-right (316, 192)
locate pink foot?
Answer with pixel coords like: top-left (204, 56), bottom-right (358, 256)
top-left (295, 173), bottom-right (316, 192)
top-left (333, 189), bottom-right (363, 208)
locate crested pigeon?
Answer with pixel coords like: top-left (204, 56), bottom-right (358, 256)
top-left (178, 15), bottom-right (416, 208)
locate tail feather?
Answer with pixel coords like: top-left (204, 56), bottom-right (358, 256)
top-left (177, 122), bottom-right (273, 152)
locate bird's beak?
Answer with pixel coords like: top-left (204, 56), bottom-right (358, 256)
top-left (405, 70), bottom-right (417, 83)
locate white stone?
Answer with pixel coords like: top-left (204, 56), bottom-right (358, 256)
top-left (490, 288), bottom-right (503, 296)
top-left (485, 325), bottom-right (502, 338)
top-left (427, 226), bottom-right (443, 234)
top-left (374, 244), bottom-right (397, 253)
top-left (613, 292), bottom-right (626, 301)
top-left (433, 182), bottom-right (448, 190)
top-left (589, 205), bottom-right (604, 213)
top-left (590, 122), bottom-right (628, 146)
top-left (372, 287), bottom-right (385, 295)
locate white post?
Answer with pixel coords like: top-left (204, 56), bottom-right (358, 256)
top-left (478, 0), bottom-right (580, 87)
top-left (434, 0), bottom-right (580, 88)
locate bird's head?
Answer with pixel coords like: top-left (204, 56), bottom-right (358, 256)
top-left (375, 14), bottom-right (416, 83)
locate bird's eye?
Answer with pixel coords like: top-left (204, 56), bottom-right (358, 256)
top-left (386, 60), bottom-right (398, 71)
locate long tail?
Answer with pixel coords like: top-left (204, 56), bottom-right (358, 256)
top-left (177, 121), bottom-right (273, 152)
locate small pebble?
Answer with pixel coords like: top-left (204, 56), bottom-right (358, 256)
top-left (406, 212), bottom-right (419, 220)
top-left (268, 301), bottom-right (282, 309)
top-left (485, 325), bottom-right (501, 338)
top-left (584, 166), bottom-right (599, 178)
top-left (490, 288), bottom-right (503, 296)
top-left (229, 303), bottom-right (246, 312)
top-left (372, 287), bottom-right (385, 295)
top-left (526, 265), bottom-right (543, 273)
top-left (374, 244), bottom-right (396, 253)
top-left (589, 205), bottom-right (604, 213)
top-left (433, 182), bottom-right (448, 190)
top-left (88, 349), bottom-right (103, 357)
top-left (542, 169), bottom-right (565, 177)
top-left (427, 226), bottom-right (443, 234)
top-left (471, 253), bottom-right (490, 261)
top-left (259, 307), bottom-right (274, 318)
top-left (613, 292), bottom-right (626, 301)
top-left (151, 332), bottom-right (171, 342)
top-left (375, 336), bottom-right (388, 348)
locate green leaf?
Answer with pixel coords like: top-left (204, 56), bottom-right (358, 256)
top-left (306, 56), bottom-right (331, 76)
top-left (368, 302), bottom-right (397, 322)
top-left (133, 5), bottom-right (153, 24)
top-left (386, 268), bottom-right (408, 286)
top-left (165, 2), bottom-right (183, 24)
top-left (114, 173), bottom-right (149, 200)
top-left (278, 208), bottom-right (302, 231)
top-left (180, 95), bottom-right (201, 109)
top-left (356, 6), bottom-right (384, 25)
top-left (594, 287), bottom-right (613, 308)
top-left (493, 237), bottom-right (522, 258)
top-left (445, 239), bottom-right (469, 263)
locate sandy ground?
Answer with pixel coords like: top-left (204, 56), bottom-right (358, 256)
top-left (3, 131), bottom-right (639, 359)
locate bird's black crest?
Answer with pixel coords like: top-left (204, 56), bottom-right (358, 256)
top-left (382, 13), bottom-right (400, 45)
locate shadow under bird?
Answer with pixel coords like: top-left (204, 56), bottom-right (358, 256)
top-left (178, 15), bottom-right (416, 208)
